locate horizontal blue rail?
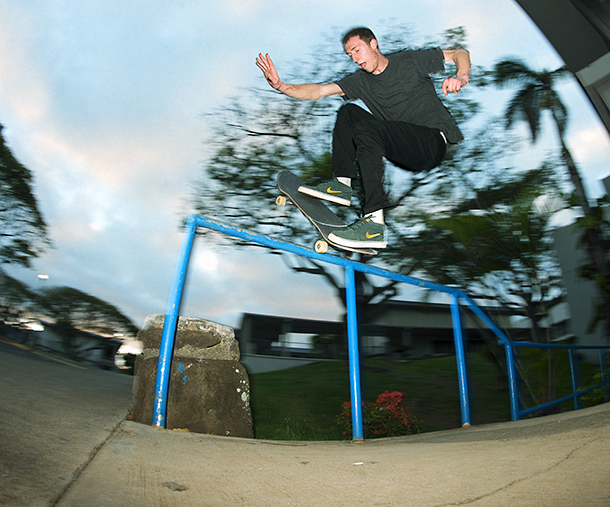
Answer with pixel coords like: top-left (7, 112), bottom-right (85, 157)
top-left (505, 341), bottom-right (610, 419)
top-left (153, 215), bottom-right (608, 438)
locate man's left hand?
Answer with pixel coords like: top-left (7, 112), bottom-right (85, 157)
top-left (441, 77), bottom-right (467, 96)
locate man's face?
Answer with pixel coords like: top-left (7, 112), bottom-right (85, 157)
top-left (344, 36), bottom-right (379, 73)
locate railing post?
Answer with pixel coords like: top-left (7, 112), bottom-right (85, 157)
top-left (450, 293), bottom-right (471, 427)
top-left (568, 348), bottom-right (582, 410)
top-left (157, 216), bottom-right (609, 435)
top-left (601, 349), bottom-right (608, 403)
top-left (504, 342), bottom-right (520, 420)
top-left (345, 264), bottom-right (364, 441)
top-left (153, 215), bottom-right (198, 427)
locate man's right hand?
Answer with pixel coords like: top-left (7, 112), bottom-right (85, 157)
top-left (256, 53), bottom-right (283, 91)
top-left (256, 54), bottom-right (343, 101)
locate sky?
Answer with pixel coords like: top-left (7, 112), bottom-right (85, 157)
top-left (1, 0), bottom-right (609, 352)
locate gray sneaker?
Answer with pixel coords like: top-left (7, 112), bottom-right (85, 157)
top-left (298, 178), bottom-right (352, 206)
top-left (329, 216), bottom-right (387, 249)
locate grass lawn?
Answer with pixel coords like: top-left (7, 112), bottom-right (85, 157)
top-left (249, 352), bottom-right (512, 441)
top-left (248, 351), bottom-right (607, 441)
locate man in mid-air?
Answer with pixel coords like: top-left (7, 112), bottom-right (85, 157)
top-left (256, 27), bottom-right (470, 249)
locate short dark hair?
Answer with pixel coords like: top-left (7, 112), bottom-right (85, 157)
top-left (341, 27), bottom-right (377, 47)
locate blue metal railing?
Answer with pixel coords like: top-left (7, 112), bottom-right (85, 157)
top-left (504, 341), bottom-right (610, 419)
top-left (153, 215), bottom-right (609, 438)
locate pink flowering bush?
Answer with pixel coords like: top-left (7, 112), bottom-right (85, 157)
top-left (337, 391), bottom-right (418, 438)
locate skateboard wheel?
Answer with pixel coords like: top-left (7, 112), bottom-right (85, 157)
top-left (276, 195), bottom-right (287, 206)
top-left (314, 240), bottom-right (328, 254)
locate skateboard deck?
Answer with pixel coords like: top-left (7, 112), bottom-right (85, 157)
top-left (276, 171), bottom-right (377, 256)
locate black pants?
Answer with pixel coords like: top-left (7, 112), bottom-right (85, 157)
top-left (332, 103), bottom-right (447, 214)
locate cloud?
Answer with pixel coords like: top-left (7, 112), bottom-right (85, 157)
top-left (2, 0), bottom-right (610, 336)
top-left (568, 124), bottom-right (610, 165)
top-left (565, 124), bottom-right (610, 197)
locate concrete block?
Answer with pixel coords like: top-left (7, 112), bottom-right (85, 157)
top-left (138, 314), bottom-right (240, 361)
top-left (132, 315), bottom-right (253, 438)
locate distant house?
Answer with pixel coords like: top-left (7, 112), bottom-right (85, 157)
top-left (550, 176), bottom-right (610, 360)
top-left (33, 321), bottom-right (123, 369)
top-left (236, 300), bottom-right (559, 373)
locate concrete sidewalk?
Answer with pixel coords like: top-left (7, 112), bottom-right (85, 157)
top-left (1, 339), bottom-right (609, 506)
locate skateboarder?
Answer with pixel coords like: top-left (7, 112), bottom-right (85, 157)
top-left (256, 27), bottom-right (470, 249)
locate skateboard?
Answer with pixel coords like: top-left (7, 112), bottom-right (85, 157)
top-left (276, 171), bottom-right (377, 256)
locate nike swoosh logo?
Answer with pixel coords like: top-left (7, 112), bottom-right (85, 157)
top-left (327, 188), bottom-right (343, 193)
top-left (366, 232), bottom-right (381, 239)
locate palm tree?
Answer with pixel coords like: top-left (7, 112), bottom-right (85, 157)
top-left (492, 59), bottom-right (590, 214)
top-left (493, 59), bottom-right (610, 338)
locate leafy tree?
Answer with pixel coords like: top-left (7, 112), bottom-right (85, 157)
top-left (191, 28), bottom-right (571, 354)
top-left (0, 123), bottom-right (138, 358)
top-left (33, 286), bottom-right (138, 360)
top-left (191, 27), bottom-right (482, 314)
top-left (0, 276), bottom-right (139, 360)
top-left (492, 59), bottom-right (610, 337)
top-left (194, 26), bottom-right (480, 237)
top-left (0, 124), bottom-right (51, 267)
top-left (395, 173), bottom-right (570, 408)
top-left (0, 269), bottom-right (39, 323)
top-left (0, 122), bottom-right (52, 326)
top-left (38, 286), bottom-right (139, 338)
top-left (406, 181), bottom-right (566, 343)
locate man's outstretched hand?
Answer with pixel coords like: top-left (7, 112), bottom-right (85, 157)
top-left (256, 53), bottom-right (283, 91)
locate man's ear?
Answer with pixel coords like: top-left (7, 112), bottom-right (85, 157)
top-left (370, 38), bottom-right (378, 50)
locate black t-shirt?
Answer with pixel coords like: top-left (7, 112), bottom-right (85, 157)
top-left (336, 48), bottom-right (463, 143)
